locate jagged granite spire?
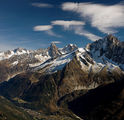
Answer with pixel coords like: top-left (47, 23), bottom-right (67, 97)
top-left (48, 43), bottom-right (61, 58)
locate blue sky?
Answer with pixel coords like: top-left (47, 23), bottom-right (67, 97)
top-left (0, 0), bottom-right (124, 51)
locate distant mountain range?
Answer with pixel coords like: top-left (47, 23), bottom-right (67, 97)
top-left (0, 34), bottom-right (124, 120)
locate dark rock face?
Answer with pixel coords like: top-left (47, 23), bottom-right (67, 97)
top-left (88, 34), bottom-right (124, 64)
top-left (48, 43), bottom-right (61, 58)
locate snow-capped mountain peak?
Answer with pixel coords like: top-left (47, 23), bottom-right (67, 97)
top-left (0, 35), bottom-right (124, 77)
top-left (0, 35), bottom-right (124, 83)
top-left (60, 44), bottom-right (78, 54)
top-left (86, 34), bottom-right (124, 70)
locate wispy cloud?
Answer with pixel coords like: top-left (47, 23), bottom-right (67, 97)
top-left (45, 30), bottom-right (62, 37)
top-left (31, 3), bottom-right (53, 8)
top-left (73, 26), bottom-right (101, 41)
top-left (33, 21), bottom-right (101, 40)
top-left (52, 20), bottom-right (85, 29)
top-left (62, 2), bottom-right (124, 34)
top-left (33, 25), bottom-right (61, 37)
top-left (33, 25), bottom-right (53, 31)
top-left (52, 20), bottom-right (101, 41)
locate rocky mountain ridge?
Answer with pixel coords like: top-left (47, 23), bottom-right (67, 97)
top-left (0, 35), bottom-right (124, 83)
top-left (0, 35), bottom-right (124, 120)
top-left (0, 43), bottom-right (77, 82)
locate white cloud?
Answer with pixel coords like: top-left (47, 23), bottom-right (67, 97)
top-left (32, 3), bottom-right (53, 8)
top-left (73, 26), bottom-right (101, 41)
top-left (52, 20), bottom-right (85, 29)
top-left (33, 25), bottom-right (53, 31)
top-left (33, 20), bottom-right (101, 41)
top-left (51, 20), bottom-right (101, 41)
top-left (62, 2), bottom-right (124, 34)
top-left (51, 41), bottom-right (61, 44)
top-left (45, 30), bottom-right (62, 37)
top-left (33, 25), bottom-right (61, 37)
